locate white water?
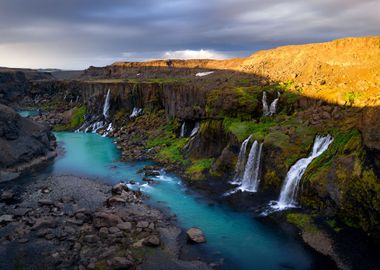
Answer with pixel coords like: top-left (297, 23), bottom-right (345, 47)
top-left (130, 107), bottom-right (143, 118)
top-left (239, 141), bottom-right (263, 192)
top-left (272, 135), bottom-right (333, 210)
top-left (263, 91), bottom-right (280, 116)
top-left (190, 122), bottom-right (200, 137)
top-left (195, 71), bottom-right (214, 77)
top-left (230, 135), bottom-right (252, 185)
top-left (180, 122), bottom-right (186, 137)
top-left (269, 92), bottom-right (281, 115)
top-left (262, 91), bottom-right (269, 116)
top-left (103, 89), bottom-right (111, 119)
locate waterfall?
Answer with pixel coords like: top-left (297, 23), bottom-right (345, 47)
top-left (269, 92), bottom-right (280, 115)
top-left (103, 89), bottom-right (111, 119)
top-left (272, 135), bottom-right (333, 210)
top-left (262, 91), bottom-right (269, 116)
top-left (230, 135), bottom-right (252, 185)
top-left (180, 122), bottom-right (186, 137)
top-left (239, 141), bottom-right (263, 192)
top-left (190, 122), bottom-right (200, 137)
top-left (263, 91), bottom-right (280, 116)
top-left (130, 107), bottom-right (143, 118)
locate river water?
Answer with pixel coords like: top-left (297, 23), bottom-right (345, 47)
top-left (45, 131), bottom-right (327, 270)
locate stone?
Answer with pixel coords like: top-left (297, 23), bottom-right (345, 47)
top-left (117, 222), bottom-right (132, 231)
top-left (38, 199), bottom-right (54, 206)
top-left (143, 235), bottom-right (160, 247)
top-left (112, 183), bottom-right (129, 195)
top-left (31, 217), bottom-right (57, 230)
top-left (107, 256), bottom-right (133, 270)
top-left (136, 221), bottom-right (149, 228)
top-left (93, 212), bottom-right (121, 228)
top-left (18, 238), bottom-right (29, 243)
top-left (109, 227), bottom-right (121, 234)
top-left (186, 227), bottom-right (206, 243)
top-left (61, 196), bottom-right (75, 203)
top-left (13, 207), bottom-right (31, 216)
top-left (144, 171), bottom-right (160, 177)
top-left (0, 191), bottom-right (14, 202)
top-left (0, 214), bottom-right (14, 223)
top-left (99, 227), bottom-right (108, 239)
top-left (106, 196), bottom-right (126, 207)
top-left (142, 177), bottom-right (154, 183)
top-left (143, 165), bottom-right (161, 171)
top-left (84, 234), bottom-right (99, 243)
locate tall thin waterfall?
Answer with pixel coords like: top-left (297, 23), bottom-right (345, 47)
top-left (273, 135), bottom-right (333, 210)
top-left (180, 122), bottom-right (186, 137)
top-left (230, 135), bottom-right (252, 184)
top-left (103, 89), bottom-right (111, 119)
top-left (239, 141), bottom-right (263, 192)
top-left (269, 92), bottom-right (280, 115)
top-left (190, 122), bottom-right (200, 137)
top-left (262, 91), bottom-right (269, 116)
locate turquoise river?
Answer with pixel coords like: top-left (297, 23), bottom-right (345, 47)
top-left (45, 132), bottom-right (325, 270)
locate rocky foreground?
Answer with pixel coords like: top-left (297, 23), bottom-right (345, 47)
top-left (0, 103), bottom-right (56, 181)
top-left (0, 175), bottom-right (210, 270)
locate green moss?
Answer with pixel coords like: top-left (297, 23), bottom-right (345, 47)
top-left (344, 91), bottom-right (361, 106)
top-left (326, 219), bottom-right (342, 232)
top-left (186, 158), bottom-right (214, 180)
top-left (114, 108), bottom-right (127, 122)
top-left (286, 213), bottom-right (319, 232)
top-left (54, 106), bottom-right (87, 131)
top-left (157, 138), bottom-right (189, 165)
top-left (223, 117), bottom-right (276, 141)
top-left (146, 78), bottom-right (190, 84)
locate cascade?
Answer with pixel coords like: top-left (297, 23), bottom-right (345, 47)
top-left (230, 135), bottom-right (252, 185)
top-left (269, 92), bottom-right (280, 115)
top-left (103, 89), bottom-right (111, 119)
top-left (180, 122), bottom-right (186, 137)
top-left (130, 107), bottom-right (143, 118)
top-left (272, 135), bottom-right (333, 210)
top-left (239, 141), bottom-right (263, 192)
top-left (190, 122), bottom-right (200, 137)
top-left (262, 91), bottom-right (269, 116)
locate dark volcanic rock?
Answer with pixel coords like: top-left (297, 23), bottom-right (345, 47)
top-left (0, 103), bottom-right (56, 181)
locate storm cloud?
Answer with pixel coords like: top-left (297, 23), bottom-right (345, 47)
top-left (0, 0), bottom-right (378, 69)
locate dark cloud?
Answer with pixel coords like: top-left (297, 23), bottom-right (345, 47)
top-left (0, 0), bottom-right (378, 69)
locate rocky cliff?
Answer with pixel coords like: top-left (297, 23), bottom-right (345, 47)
top-left (0, 104), bottom-right (56, 181)
top-left (0, 67), bottom-right (53, 105)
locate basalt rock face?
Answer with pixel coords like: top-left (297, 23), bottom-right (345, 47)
top-left (0, 68), bottom-right (53, 104)
top-left (0, 104), bottom-right (56, 181)
top-left (359, 106), bottom-right (380, 151)
top-left (30, 80), bottom-right (210, 121)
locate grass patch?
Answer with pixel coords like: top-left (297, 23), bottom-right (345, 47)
top-left (286, 213), bottom-right (318, 232)
top-left (157, 138), bottom-right (189, 165)
top-left (54, 106), bottom-right (86, 131)
top-left (186, 159), bottom-right (214, 175)
top-left (223, 117), bottom-right (276, 141)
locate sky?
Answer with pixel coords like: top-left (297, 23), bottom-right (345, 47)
top-left (0, 0), bottom-right (379, 70)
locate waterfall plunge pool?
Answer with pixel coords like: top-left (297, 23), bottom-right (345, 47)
top-left (47, 132), bottom-right (332, 270)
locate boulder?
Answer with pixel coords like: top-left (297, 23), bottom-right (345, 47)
top-left (186, 227), bottom-right (206, 243)
top-left (112, 183), bottom-right (129, 195)
top-left (0, 190), bottom-right (14, 202)
top-left (107, 256), bottom-right (133, 270)
top-left (0, 214), bottom-right (14, 224)
top-left (93, 212), bottom-right (121, 228)
top-left (143, 235), bottom-right (160, 247)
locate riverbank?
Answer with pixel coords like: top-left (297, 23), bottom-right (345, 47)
top-left (0, 174), bottom-right (211, 270)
